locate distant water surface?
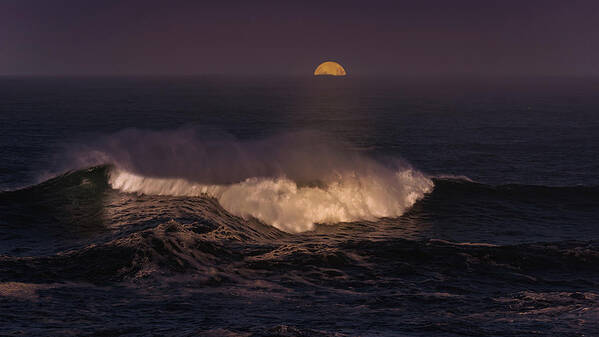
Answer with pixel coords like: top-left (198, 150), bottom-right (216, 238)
top-left (0, 76), bottom-right (598, 336)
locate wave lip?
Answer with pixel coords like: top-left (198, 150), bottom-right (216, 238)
top-left (109, 167), bottom-right (433, 233)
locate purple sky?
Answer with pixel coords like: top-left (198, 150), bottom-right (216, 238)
top-left (1, 0), bottom-right (598, 76)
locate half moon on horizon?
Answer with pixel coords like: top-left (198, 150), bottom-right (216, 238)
top-left (314, 61), bottom-right (347, 76)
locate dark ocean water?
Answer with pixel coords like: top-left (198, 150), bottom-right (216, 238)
top-left (1, 76), bottom-right (598, 336)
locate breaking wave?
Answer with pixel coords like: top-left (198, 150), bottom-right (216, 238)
top-left (109, 167), bottom-right (432, 233)
top-left (59, 127), bottom-right (434, 233)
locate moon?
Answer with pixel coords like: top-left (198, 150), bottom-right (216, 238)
top-left (314, 61), bottom-right (347, 76)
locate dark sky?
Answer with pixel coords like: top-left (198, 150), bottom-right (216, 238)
top-left (1, 0), bottom-right (598, 76)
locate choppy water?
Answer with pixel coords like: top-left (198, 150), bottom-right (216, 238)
top-left (1, 76), bottom-right (598, 336)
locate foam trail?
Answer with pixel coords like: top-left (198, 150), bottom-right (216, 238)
top-left (109, 168), bottom-right (433, 233)
top-left (434, 174), bottom-right (475, 182)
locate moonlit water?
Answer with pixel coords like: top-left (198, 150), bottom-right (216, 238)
top-left (1, 76), bottom-right (599, 336)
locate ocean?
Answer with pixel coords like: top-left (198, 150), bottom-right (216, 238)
top-left (1, 76), bottom-right (598, 336)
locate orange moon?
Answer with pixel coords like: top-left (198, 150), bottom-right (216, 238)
top-left (314, 61), bottom-right (347, 76)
